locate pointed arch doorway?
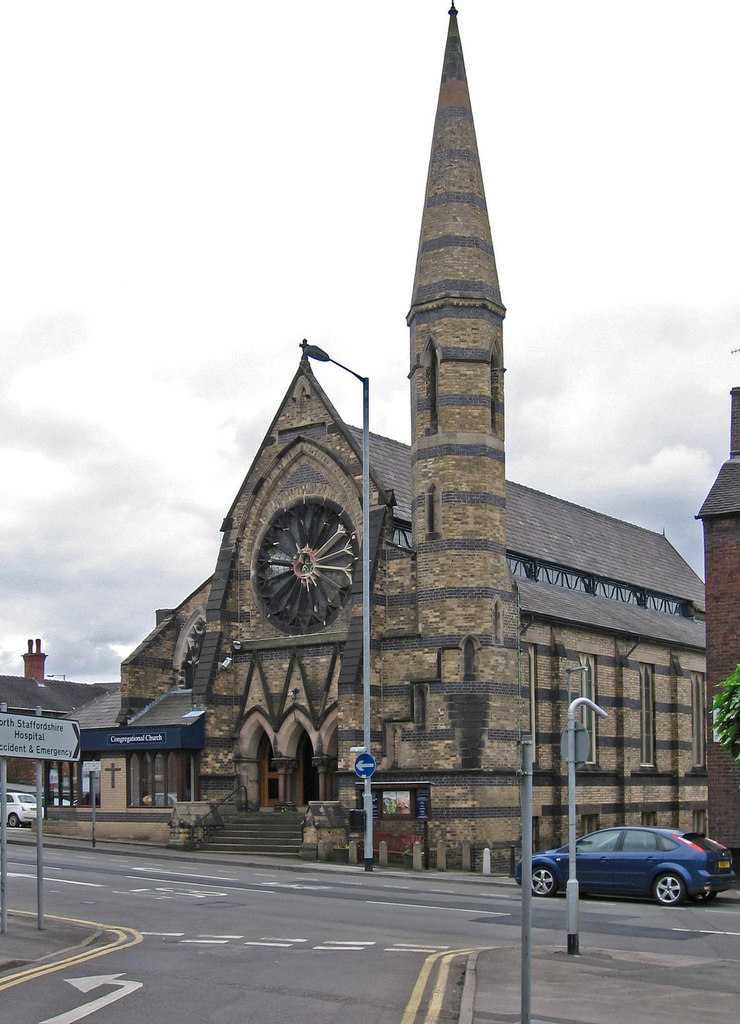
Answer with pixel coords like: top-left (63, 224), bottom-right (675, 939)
top-left (296, 732), bottom-right (319, 806)
top-left (258, 733), bottom-right (279, 808)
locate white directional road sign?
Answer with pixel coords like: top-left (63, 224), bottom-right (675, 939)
top-left (0, 711), bottom-right (80, 761)
top-left (354, 752), bottom-right (376, 778)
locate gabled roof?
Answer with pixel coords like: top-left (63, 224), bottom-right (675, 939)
top-left (0, 675), bottom-right (117, 716)
top-left (697, 459), bottom-right (740, 518)
top-left (66, 685), bottom-right (122, 729)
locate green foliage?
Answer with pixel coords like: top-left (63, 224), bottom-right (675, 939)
top-left (712, 663), bottom-right (740, 763)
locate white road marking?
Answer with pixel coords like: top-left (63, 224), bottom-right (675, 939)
top-left (255, 882), bottom-right (330, 890)
top-left (387, 943), bottom-right (450, 953)
top-left (9, 872), bottom-right (102, 888)
top-left (367, 900), bottom-right (509, 917)
top-left (245, 941), bottom-right (295, 947)
top-left (181, 939), bottom-right (231, 945)
top-left (40, 974), bottom-right (142, 1024)
top-left (673, 927), bottom-right (740, 936)
top-left (313, 945), bottom-right (369, 950)
top-left (128, 868), bottom-right (239, 882)
top-left (313, 940), bottom-right (376, 950)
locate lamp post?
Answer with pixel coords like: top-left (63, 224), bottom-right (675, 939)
top-left (301, 341), bottom-right (373, 871)
top-left (564, 677), bottom-right (607, 956)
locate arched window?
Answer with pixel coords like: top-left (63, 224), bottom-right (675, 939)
top-left (425, 485), bottom-right (438, 536)
top-left (463, 638), bottom-right (477, 681)
top-left (413, 685), bottom-right (427, 729)
top-left (141, 753), bottom-right (154, 806)
top-left (129, 754), bottom-right (141, 806)
top-left (493, 598), bottom-right (504, 645)
top-left (490, 345), bottom-right (503, 436)
top-left (127, 750), bottom-right (200, 806)
top-left (428, 348), bottom-right (439, 433)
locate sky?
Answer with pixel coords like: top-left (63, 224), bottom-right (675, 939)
top-left (2, 1), bottom-right (738, 683)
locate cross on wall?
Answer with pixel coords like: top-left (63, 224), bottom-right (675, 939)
top-left (105, 762), bottom-right (121, 789)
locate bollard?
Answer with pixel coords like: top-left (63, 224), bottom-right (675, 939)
top-left (437, 840), bottom-right (446, 871)
top-left (482, 847), bottom-right (491, 875)
top-left (379, 840), bottom-right (388, 868)
top-left (349, 840), bottom-right (359, 865)
top-left (413, 841), bottom-right (423, 871)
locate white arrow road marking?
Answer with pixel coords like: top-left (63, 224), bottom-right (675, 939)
top-left (39, 974), bottom-right (142, 1024)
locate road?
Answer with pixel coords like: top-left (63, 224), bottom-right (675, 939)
top-left (2, 840), bottom-right (739, 1023)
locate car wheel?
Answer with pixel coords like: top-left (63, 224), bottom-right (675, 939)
top-left (531, 865), bottom-right (558, 896)
top-left (653, 872), bottom-right (686, 906)
top-left (7, 813), bottom-right (20, 828)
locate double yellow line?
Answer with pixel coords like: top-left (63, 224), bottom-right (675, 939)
top-left (401, 946), bottom-right (482, 1024)
top-left (0, 912), bottom-right (142, 992)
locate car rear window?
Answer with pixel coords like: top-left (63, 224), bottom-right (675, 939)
top-left (682, 832), bottom-right (727, 853)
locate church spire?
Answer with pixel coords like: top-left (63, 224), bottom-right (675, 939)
top-left (408, 4), bottom-right (503, 322)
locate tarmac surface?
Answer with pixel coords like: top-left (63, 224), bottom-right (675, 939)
top-left (2, 830), bottom-right (739, 1023)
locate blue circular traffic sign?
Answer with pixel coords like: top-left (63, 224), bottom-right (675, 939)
top-left (354, 752), bottom-right (376, 778)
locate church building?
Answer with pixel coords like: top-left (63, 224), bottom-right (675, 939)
top-left (51, 7), bottom-right (707, 865)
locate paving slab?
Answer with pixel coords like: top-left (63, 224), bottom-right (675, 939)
top-left (460, 942), bottom-right (740, 1024)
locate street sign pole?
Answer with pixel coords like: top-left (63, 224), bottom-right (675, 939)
top-left (520, 736), bottom-right (533, 1024)
top-left (36, 707), bottom-right (44, 930)
top-left (91, 769), bottom-right (97, 848)
top-left (1, 701), bottom-right (6, 935)
top-left (0, 707), bottom-right (80, 931)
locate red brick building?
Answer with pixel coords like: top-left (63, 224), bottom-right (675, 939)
top-left (698, 387), bottom-right (740, 855)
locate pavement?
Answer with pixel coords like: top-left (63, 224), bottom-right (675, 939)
top-left (2, 830), bottom-right (739, 1023)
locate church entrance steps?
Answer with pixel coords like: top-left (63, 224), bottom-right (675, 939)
top-left (200, 810), bottom-right (304, 856)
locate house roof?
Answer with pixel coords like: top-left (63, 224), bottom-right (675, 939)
top-left (66, 685), bottom-right (122, 729)
top-left (697, 458), bottom-right (740, 518)
top-left (0, 676), bottom-right (117, 717)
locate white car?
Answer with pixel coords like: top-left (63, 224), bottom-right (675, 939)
top-left (4, 791), bottom-right (37, 827)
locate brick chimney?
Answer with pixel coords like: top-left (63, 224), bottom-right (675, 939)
top-left (23, 638), bottom-right (47, 683)
top-left (731, 386), bottom-right (740, 459)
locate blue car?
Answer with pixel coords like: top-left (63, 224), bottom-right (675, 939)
top-left (516, 827), bottom-right (735, 906)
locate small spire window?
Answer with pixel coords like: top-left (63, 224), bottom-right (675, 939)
top-left (462, 638), bottom-right (477, 681)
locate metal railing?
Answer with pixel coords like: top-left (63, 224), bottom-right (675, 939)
top-left (189, 785), bottom-right (248, 849)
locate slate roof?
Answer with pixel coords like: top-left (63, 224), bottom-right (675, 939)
top-left (66, 685), bottom-right (122, 729)
top-left (0, 676), bottom-right (117, 717)
top-left (506, 481), bottom-right (705, 609)
top-left (697, 459), bottom-right (740, 518)
top-left (517, 579), bottom-right (705, 649)
top-left (345, 427), bottom-right (706, 647)
top-left (353, 429), bottom-right (704, 602)
top-left (126, 689), bottom-right (205, 728)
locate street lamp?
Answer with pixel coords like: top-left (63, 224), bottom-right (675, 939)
top-left (564, 670), bottom-right (607, 956)
top-left (301, 341), bottom-right (373, 872)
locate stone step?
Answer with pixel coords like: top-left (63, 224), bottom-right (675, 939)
top-left (200, 811), bottom-right (304, 857)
